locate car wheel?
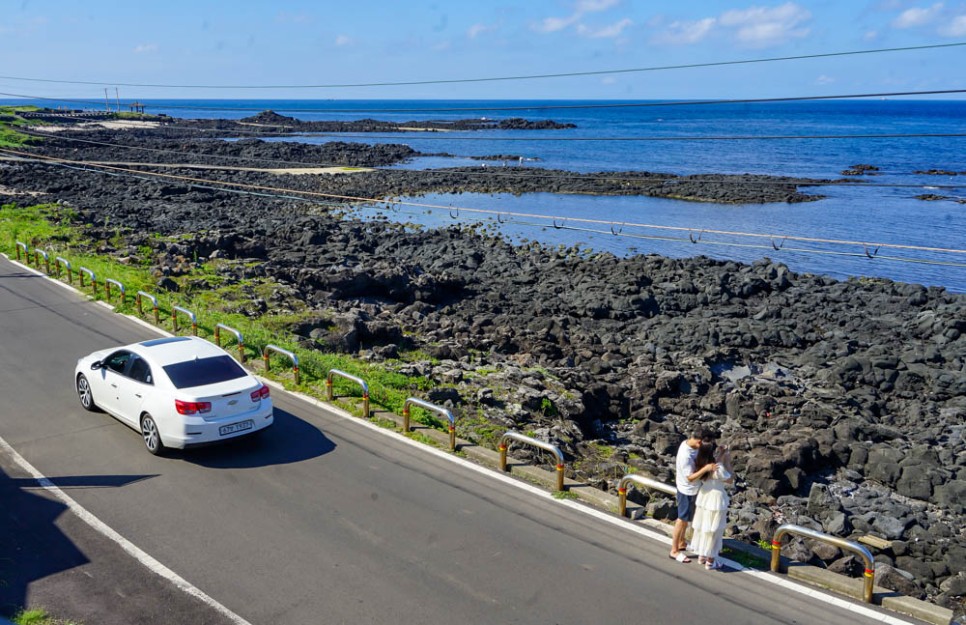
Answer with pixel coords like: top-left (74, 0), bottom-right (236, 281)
top-left (76, 374), bottom-right (100, 412)
top-left (140, 413), bottom-right (164, 456)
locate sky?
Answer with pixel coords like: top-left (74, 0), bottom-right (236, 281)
top-left (2, 0), bottom-right (965, 101)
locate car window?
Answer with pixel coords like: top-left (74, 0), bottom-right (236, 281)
top-left (104, 351), bottom-right (132, 374)
top-left (128, 356), bottom-right (153, 385)
top-left (162, 355), bottom-right (247, 389)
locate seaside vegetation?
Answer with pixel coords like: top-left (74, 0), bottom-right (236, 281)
top-left (0, 106), bottom-right (43, 147)
top-left (0, 202), bottom-right (474, 434)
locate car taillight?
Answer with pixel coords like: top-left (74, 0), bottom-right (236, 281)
top-left (175, 399), bottom-right (212, 415)
top-left (251, 385), bottom-right (270, 402)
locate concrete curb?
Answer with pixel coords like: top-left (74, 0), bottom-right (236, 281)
top-left (366, 407), bottom-right (954, 625)
top-left (7, 254), bottom-right (955, 625)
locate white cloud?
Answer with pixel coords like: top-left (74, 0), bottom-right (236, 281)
top-left (578, 17), bottom-right (632, 38)
top-left (601, 76), bottom-right (618, 85)
top-left (532, 0), bottom-right (625, 35)
top-left (276, 11), bottom-right (312, 24)
top-left (815, 74), bottom-right (835, 85)
top-left (467, 23), bottom-right (495, 39)
top-left (576, 0), bottom-right (620, 12)
top-left (719, 2), bottom-right (811, 47)
top-left (938, 13), bottom-right (966, 35)
top-left (863, 29), bottom-right (879, 41)
top-left (334, 34), bottom-right (352, 46)
top-left (133, 43), bottom-right (158, 54)
top-left (892, 2), bottom-right (944, 28)
top-left (654, 17), bottom-right (717, 45)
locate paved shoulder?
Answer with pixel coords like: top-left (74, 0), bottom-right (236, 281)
top-left (0, 450), bottom-right (237, 625)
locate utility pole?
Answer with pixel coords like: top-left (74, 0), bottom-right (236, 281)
top-left (104, 88), bottom-right (110, 112)
top-left (115, 87), bottom-right (120, 113)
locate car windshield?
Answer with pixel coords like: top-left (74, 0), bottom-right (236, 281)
top-left (162, 355), bottom-right (248, 389)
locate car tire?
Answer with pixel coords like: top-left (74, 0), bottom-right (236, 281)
top-left (140, 413), bottom-right (164, 456)
top-left (76, 374), bottom-right (100, 412)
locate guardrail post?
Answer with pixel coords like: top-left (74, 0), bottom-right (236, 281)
top-left (616, 474), bottom-right (677, 518)
top-left (55, 257), bottom-right (72, 283)
top-left (263, 344), bottom-right (300, 385)
top-left (104, 278), bottom-right (125, 304)
top-left (172, 305), bottom-right (197, 336)
top-left (326, 369), bottom-right (370, 418)
top-left (402, 398), bottom-right (456, 451)
top-left (79, 267), bottom-right (97, 296)
top-left (15, 241), bottom-right (27, 261)
top-left (499, 430), bottom-right (566, 492)
top-left (34, 249), bottom-right (50, 274)
top-left (136, 291), bottom-right (159, 325)
top-left (770, 524), bottom-right (876, 603)
top-left (214, 323), bottom-right (246, 363)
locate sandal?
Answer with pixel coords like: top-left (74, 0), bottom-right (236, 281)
top-left (698, 557), bottom-right (707, 565)
top-left (670, 552), bottom-right (692, 563)
top-left (705, 560), bottom-right (715, 570)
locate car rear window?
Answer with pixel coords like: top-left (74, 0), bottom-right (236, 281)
top-left (162, 355), bottom-right (248, 389)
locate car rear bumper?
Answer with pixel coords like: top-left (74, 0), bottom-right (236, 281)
top-left (165, 408), bottom-right (274, 449)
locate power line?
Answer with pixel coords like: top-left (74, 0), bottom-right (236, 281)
top-left (4, 88), bottom-right (966, 114)
top-left (4, 147), bottom-right (964, 259)
top-left (1, 42), bottom-right (964, 89)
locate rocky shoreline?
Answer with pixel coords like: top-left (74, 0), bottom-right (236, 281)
top-left (2, 121), bottom-right (964, 615)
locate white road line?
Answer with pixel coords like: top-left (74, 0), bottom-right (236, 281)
top-left (0, 436), bottom-right (255, 625)
top-left (1, 253), bottom-right (921, 625)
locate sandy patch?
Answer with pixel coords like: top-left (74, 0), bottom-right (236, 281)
top-left (0, 185), bottom-right (43, 196)
top-left (34, 120), bottom-right (161, 133)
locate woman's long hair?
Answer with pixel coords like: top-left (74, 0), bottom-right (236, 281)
top-left (694, 441), bottom-right (716, 473)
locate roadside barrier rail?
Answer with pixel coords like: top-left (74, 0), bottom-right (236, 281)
top-left (79, 267), bottom-right (97, 296)
top-left (326, 369), bottom-right (370, 418)
top-left (15, 241), bottom-right (27, 261)
top-left (403, 397), bottom-right (455, 451)
top-left (263, 344), bottom-right (299, 385)
top-left (172, 305), bottom-right (197, 336)
top-left (34, 249), bottom-right (50, 274)
top-left (499, 431), bottom-right (566, 492)
top-left (55, 257), bottom-right (72, 283)
top-left (104, 278), bottom-right (125, 304)
top-left (771, 524), bottom-right (876, 603)
top-left (136, 291), bottom-right (159, 325)
top-left (214, 323), bottom-right (245, 363)
top-left (616, 474), bottom-right (676, 518)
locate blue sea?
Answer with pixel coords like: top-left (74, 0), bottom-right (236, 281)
top-left (9, 98), bottom-right (966, 292)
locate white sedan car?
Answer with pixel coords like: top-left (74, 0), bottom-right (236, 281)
top-left (75, 336), bottom-right (274, 455)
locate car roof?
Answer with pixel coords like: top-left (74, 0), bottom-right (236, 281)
top-left (131, 336), bottom-right (231, 367)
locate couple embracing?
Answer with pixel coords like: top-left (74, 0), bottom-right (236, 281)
top-left (670, 428), bottom-right (734, 570)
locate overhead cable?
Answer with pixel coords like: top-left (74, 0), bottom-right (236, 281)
top-left (0, 42), bottom-right (963, 89)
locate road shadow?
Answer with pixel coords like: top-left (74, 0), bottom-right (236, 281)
top-left (178, 407), bottom-right (336, 469)
top-left (0, 467), bottom-right (156, 617)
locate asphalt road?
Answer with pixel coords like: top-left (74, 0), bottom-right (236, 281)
top-left (0, 255), bottom-right (912, 625)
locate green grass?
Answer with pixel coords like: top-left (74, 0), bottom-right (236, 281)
top-left (721, 546), bottom-right (770, 569)
top-left (0, 202), bottom-right (450, 430)
top-left (12, 608), bottom-right (80, 625)
top-left (0, 107), bottom-right (43, 147)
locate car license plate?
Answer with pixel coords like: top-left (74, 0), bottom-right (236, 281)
top-left (219, 420), bottom-right (253, 436)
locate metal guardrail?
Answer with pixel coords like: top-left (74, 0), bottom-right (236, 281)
top-left (263, 344), bottom-right (299, 385)
top-left (214, 323), bottom-right (245, 363)
top-left (55, 257), bottom-right (72, 283)
top-left (403, 398), bottom-right (456, 451)
top-left (771, 524), bottom-right (876, 604)
top-left (104, 278), bottom-right (125, 304)
top-left (79, 267), bottom-right (97, 296)
top-left (172, 305), bottom-right (197, 335)
top-left (34, 249), bottom-right (50, 274)
top-left (499, 430), bottom-right (566, 492)
top-left (327, 369), bottom-right (370, 418)
top-left (616, 474), bottom-right (676, 518)
top-left (15, 241), bottom-right (27, 261)
top-left (136, 291), bottom-right (160, 325)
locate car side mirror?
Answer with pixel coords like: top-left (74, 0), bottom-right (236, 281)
top-left (90, 361), bottom-right (103, 371)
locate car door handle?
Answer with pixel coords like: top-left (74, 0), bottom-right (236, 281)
top-left (135, 393), bottom-right (142, 398)
top-left (111, 383), bottom-right (118, 388)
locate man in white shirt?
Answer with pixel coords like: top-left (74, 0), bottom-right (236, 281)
top-left (670, 428), bottom-right (717, 562)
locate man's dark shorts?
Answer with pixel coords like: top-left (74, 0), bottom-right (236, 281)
top-left (676, 492), bottom-right (697, 522)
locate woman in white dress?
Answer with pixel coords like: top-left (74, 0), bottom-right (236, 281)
top-left (690, 443), bottom-right (734, 570)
